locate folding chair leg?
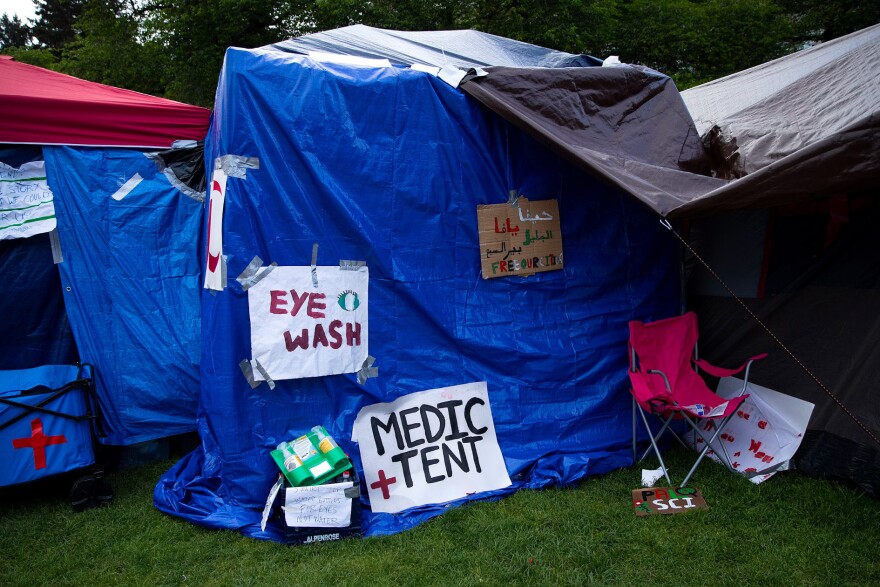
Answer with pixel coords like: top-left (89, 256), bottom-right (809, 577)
top-left (680, 412), bottom-right (737, 487)
top-left (637, 404), bottom-right (672, 486)
top-left (632, 397), bottom-right (637, 464)
top-left (638, 416), bottom-right (690, 462)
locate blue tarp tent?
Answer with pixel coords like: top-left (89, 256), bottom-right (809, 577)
top-left (0, 59), bottom-right (210, 447)
top-left (154, 28), bottom-right (705, 540)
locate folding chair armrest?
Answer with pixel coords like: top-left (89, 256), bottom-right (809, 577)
top-left (693, 353), bottom-right (767, 379)
top-left (646, 369), bottom-right (672, 393)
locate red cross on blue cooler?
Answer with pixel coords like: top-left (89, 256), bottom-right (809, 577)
top-left (0, 365), bottom-right (97, 488)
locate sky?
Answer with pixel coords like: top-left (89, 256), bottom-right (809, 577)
top-left (2, 0), bottom-right (37, 20)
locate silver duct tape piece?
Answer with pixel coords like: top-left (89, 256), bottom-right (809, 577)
top-left (240, 358), bottom-right (276, 390)
top-left (49, 228), bottom-right (63, 264)
top-left (507, 189), bottom-right (520, 207)
top-left (236, 255), bottom-right (263, 286)
top-left (220, 254), bottom-right (228, 289)
top-left (339, 259), bottom-right (366, 271)
top-left (145, 152), bottom-right (206, 202)
top-left (111, 172), bottom-right (143, 201)
top-left (161, 167), bottom-right (205, 202)
top-left (253, 359), bottom-right (276, 390)
top-left (357, 355), bottom-right (378, 385)
top-left (311, 242), bottom-right (319, 287)
top-left (236, 256), bottom-right (278, 291)
top-left (344, 487), bottom-right (360, 498)
top-left (216, 155), bottom-right (260, 179)
top-left (239, 359), bottom-right (260, 389)
top-left (438, 66), bottom-right (467, 88)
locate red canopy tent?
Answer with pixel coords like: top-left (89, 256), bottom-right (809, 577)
top-left (0, 56), bottom-right (210, 148)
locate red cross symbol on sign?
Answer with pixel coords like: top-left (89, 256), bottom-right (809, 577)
top-left (369, 469), bottom-right (397, 500)
top-left (11, 418), bottom-right (67, 470)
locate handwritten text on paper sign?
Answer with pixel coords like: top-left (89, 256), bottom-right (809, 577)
top-left (353, 382), bottom-right (511, 514)
top-left (248, 266), bottom-right (369, 381)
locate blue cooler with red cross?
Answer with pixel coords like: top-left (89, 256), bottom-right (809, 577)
top-left (0, 364), bottom-right (97, 487)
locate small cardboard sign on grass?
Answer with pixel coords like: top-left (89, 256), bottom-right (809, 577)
top-left (632, 487), bottom-right (708, 516)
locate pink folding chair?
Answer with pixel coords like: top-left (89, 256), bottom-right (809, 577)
top-left (628, 312), bottom-right (767, 486)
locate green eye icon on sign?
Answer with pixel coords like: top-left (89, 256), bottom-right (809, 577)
top-left (337, 290), bottom-right (360, 311)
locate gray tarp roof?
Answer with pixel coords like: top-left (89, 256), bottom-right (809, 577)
top-left (677, 23), bottom-right (880, 218)
top-left (269, 24), bottom-right (880, 220)
top-left (272, 24), bottom-right (601, 68)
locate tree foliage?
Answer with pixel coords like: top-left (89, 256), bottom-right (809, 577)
top-left (0, 14), bottom-right (32, 48)
top-left (32, 0), bottom-right (86, 54)
top-left (1, 0), bottom-right (878, 106)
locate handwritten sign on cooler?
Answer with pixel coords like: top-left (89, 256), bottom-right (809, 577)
top-left (477, 198), bottom-right (563, 279)
top-left (283, 482), bottom-right (354, 528)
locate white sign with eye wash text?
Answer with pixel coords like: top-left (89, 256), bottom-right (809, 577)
top-left (248, 265), bottom-right (368, 381)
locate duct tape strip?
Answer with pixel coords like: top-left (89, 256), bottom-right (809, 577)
top-left (210, 255), bottom-right (228, 296)
top-left (49, 228), bottom-right (63, 264)
top-left (239, 359), bottom-right (260, 389)
top-left (507, 189), bottom-right (521, 207)
top-left (311, 242), bottom-right (319, 287)
top-left (164, 167), bottom-right (205, 202)
top-left (217, 155), bottom-right (260, 179)
top-left (239, 358), bottom-right (276, 390)
top-left (111, 173), bottom-right (143, 201)
top-left (145, 152), bottom-right (206, 203)
top-left (220, 254), bottom-right (228, 288)
top-left (438, 66), bottom-right (468, 88)
top-left (339, 259), bottom-right (366, 271)
top-left (236, 256), bottom-right (278, 291)
top-left (357, 355), bottom-right (378, 385)
top-left (253, 359), bottom-right (276, 390)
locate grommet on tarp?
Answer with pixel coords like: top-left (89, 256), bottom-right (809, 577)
top-left (240, 358), bottom-right (276, 390)
top-left (217, 154), bottom-right (260, 179)
top-left (339, 259), bottom-right (366, 271)
top-left (49, 228), bottom-right (63, 264)
top-left (237, 255), bottom-right (277, 291)
top-left (357, 355), bottom-right (378, 385)
top-left (311, 243), bottom-right (319, 287)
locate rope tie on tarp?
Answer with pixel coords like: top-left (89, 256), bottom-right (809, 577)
top-left (660, 218), bottom-right (880, 449)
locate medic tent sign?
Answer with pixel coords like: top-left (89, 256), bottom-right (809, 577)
top-left (247, 265), bottom-right (368, 381)
top-left (353, 381), bottom-right (511, 514)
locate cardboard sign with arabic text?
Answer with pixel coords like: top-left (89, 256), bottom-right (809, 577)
top-left (477, 198), bottom-right (563, 279)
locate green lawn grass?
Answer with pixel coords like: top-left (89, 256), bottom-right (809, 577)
top-left (2, 446), bottom-right (877, 587)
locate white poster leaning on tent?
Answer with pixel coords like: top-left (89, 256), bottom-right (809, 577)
top-left (353, 381), bottom-right (512, 514)
top-left (0, 160), bottom-right (56, 240)
top-left (247, 265), bottom-right (368, 381)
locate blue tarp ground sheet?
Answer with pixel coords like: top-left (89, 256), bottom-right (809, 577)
top-left (154, 48), bottom-right (680, 540)
top-left (42, 147), bottom-right (203, 445)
